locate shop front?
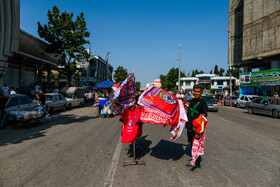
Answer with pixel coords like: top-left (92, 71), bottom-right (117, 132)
top-left (239, 69), bottom-right (280, 96)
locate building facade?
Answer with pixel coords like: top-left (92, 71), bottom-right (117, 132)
top-left (77, 55), bottom-right (113, 86)
top-left (229, 0), bottom-right (280, 96)
top-left (0, 0), bottom-right (59, 93)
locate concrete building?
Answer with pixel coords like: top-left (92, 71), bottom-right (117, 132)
top-left (180, 74), bottom-right (238, 92)
top-left (229, 0), bottom-right (280, 96)
top-left (211, 76), bottom-right (237, 91)
top-left (77, 55), bottom-right (113, 86)
top-left (0, 0), bottom-right (59, 92)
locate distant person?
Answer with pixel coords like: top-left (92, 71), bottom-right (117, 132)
top-left (36, 89), bottom-right (50, 117)
top-left (10, 87), bottom-right (16, 94)
top-left (34, 83), bottom-right (40, 94)
top-left (86, 91), bottom-right (93, 107)
top-left (273, 92), bottom-right (279, 99)
top-left (1, 84), bottom-right (9, 95)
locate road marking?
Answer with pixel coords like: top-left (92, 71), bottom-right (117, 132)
top-left (104, 136), bottom-right (122, 187)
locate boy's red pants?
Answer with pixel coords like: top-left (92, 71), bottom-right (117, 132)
top-left (190, 128), bottom-right (206, 165)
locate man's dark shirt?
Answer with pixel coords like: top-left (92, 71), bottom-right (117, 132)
top-left (39, 93), bottom-right (46, 105)
top-left (186, 97), bottom-right (208, 131)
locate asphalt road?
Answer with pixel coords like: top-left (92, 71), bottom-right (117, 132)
top-left (0, 106), bottom-right (279, 187)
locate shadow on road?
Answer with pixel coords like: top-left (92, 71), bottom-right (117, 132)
top-left (0, 114), bottom-right (98, 147)
top-left (150, 139), bottom-right (187, 161)
top-left (126, 135), bottom-right (152, 159)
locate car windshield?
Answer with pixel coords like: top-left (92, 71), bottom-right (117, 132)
top-left (46, 95), bottom-right (54, 101)
top-left (65, 94), bottom-right (73, 99)
top-left (268, 99), bottom-right (280, 105)
top-left (202, 96), bottom-right (216, 101)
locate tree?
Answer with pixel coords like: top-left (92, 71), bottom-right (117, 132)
top-left (38, 6), bottom-right (90, 86)
top-left (210, 70), bottom-right (213, 74)
top-left (219, 68), bottom-right (225, 76)
top-left (160, 67), bottom-right (185, 91)
top-left (113, 66), bottom-right (128, 82)
top-left (214, 65), bottom-right (219, 75)
top-left (135, 81), bottom-right (141, 91)
top-left (226, 67), bottom-right (241, 78)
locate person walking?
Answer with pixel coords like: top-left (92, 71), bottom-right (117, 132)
top-left (185, 84), bottom-right (208, 167)
top-left (36, 89), bottom-right (50, 117)
top-left (273, 92), bottom-right (279, 99)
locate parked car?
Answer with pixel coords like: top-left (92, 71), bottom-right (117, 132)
top-left (224, 96), bottom-right (239, 107)
top-left (236, 95), bottom-right (259, 108)
top-left (0, 94), bottom-right (39, 127)
top-left (202, 95), bottom-right (219, 112)
top-left (34, 93), bottom-right (67, 113)
top-left (63, 87), bottom-right (85, 109)
top-left (246, 97), bottom-right (280, 118)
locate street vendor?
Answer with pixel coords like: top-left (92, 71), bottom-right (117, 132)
top-left (185, 84), bottom-right (208, 167)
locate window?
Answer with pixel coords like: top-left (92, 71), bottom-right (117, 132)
top-left (7, 97), bottom-right (19, 107)
top-left (59, 95), bottom-right (65, 100)
top-left (245, 97), bottom-right (249, 101)
top-left (261, 100), bottom-right (269, 105)
top-left (19, 96), bottom-right (32, 105)
top-left (254, 98), bottom-right (262, 103)
top-left (46, 95), bottom-right (54, 101)
top-left (241, 96), bottom-right (244, 100)
top-left (54, 95), bottom-right (59, 101)
top-left (186, 82), bottom-right (190, 85)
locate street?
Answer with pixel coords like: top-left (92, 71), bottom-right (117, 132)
top-left (0, 106), bottom-right (279, 187)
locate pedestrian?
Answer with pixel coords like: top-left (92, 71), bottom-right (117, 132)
top-left (34, 83), bottom-right (40, 94)
top-left (273, 92), bottom-right (279, 99)
top-left (185, 84), bottom-right (208, 167)
top-left (1, 84), bottom-right (9, 95)
top-left (36, 89), bottom-right (50, 117)
top-left (10, 87), bottom-right (16, 94)
top-left (86, 91), bottom-right (93, 107)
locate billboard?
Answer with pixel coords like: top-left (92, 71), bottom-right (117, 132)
top-left (240, 69), bottom-right (280, 86)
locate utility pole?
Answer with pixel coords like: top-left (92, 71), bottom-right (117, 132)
top-left (226, 29), bottom-right (232, 97)
top-left (178, 44), bottom-right (182, 91)
top-left (105, 52), bottom-right (111, 81)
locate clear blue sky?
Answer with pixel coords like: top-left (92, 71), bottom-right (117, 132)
top-left (20, 0), bottom-right (229, 87)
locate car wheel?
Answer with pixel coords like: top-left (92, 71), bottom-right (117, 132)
top-left (79, 102), bottom-right (83, 108)
top-left (62, 105), bottom-right (66, 112)
top-left (248, 107), bottom-right (254, 114)
top-left (68, 104), bottom-right (72, 110)
top-left (272, 110), bottom-right (279, 118)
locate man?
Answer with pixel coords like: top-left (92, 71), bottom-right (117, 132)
top-left (186, 85), bottom-right (208, 145)
top-left (36, 89), bottom-right (50, 117)
top-left (2, 84), bottom-right (9, 95)
top-left (10, 87), bottom-right (16, 94)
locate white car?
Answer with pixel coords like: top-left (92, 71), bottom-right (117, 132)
top-left (65, 93), bottom-right (84, 109)
top-left (236, 95), bottom-right (259, 108)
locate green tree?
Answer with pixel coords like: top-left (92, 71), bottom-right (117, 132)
top-left (135, 81), bottom-right (141, 91)
top-left (226, 68), bottom-right (241, 78)
top-left (214, 65), bottom-right (219, 75)
top-left (38, 6), bottom-right (90, 86)
top-left (160, 67), bottom-right (185, 91)
top-left (113, 66), bottom-right (128, 82)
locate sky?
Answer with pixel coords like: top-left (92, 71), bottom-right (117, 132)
top-left (20, 0), bottom-right (229, 87)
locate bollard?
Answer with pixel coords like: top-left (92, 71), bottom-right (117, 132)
top-left (230, 101), bottom-right (232, 107)
top-left (222, 100), bottom-right (224, 106)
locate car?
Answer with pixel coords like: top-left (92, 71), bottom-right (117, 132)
top-left (224, 96), bottom-right (239, 107)
top-left (202, 95), bottom-right (219, 112)
top-left (34, 93), bottom-right (67, 113)
top-left (246, 97), bottom-right (280, 118)
top-left (62, 87), bottom-right (85, 109)
top-left (236, 95), bottom-right (259, 108)
top-left (0, 94), bottom-right (39, 127)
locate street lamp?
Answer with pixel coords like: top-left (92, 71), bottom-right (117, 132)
top-left (173, 44), bottom-right (182, 91)
top-left (226, 29), bottom-right (232, 97)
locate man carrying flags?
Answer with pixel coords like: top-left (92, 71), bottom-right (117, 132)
top-left (185, 84), bottom-right (208, 168)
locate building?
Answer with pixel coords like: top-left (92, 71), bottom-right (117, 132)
top-left (229, 0), bottom-right (280, 96)
top-left (0, 0), bottom-right (59, 93)
top-left (180, 74), bottom-right (238, 92)
top-left (180, 77), bottom-right (198, 91)
top-left (211, 76), bottom-right (237, 91)
top-left (77, 55), bottom-right (113, 86)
